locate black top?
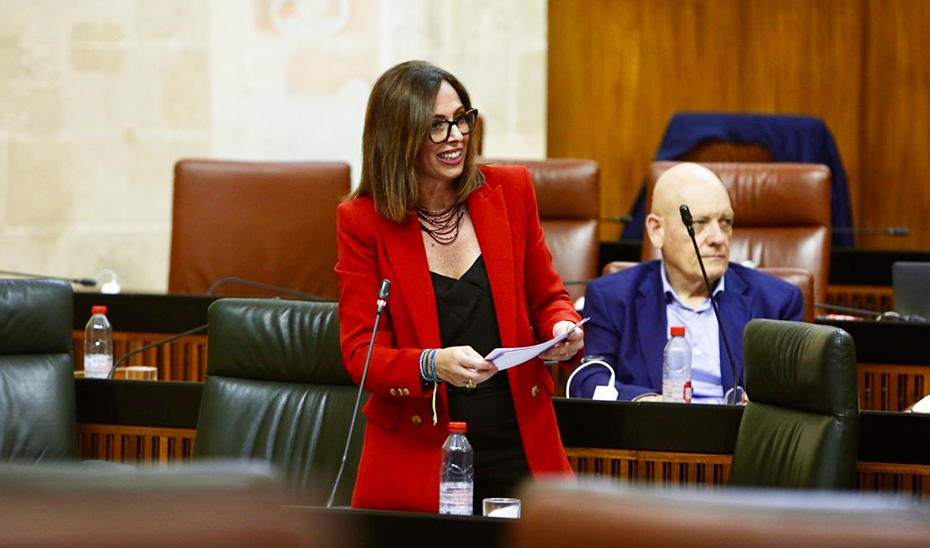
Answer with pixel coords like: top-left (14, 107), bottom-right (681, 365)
top-left (431, 255), bottom-right (529, 513)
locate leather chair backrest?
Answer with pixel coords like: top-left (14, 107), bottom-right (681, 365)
top-left (481, 158), bottom-right (600, 302)
top-left (0, 279), bottom-right (78, 462)
top-left (643, 161), bottom-right (831, 305)
top-left (194, 299), bottom-right (364, 505)
top-left (601, 263), bottom-right (815, 323)
top-left (511, 479), bottom-right (930, 548)
top-left (168, 160), bottom-right (350, 300)
top-left (729, 319), bottom-right (859, 489)
top-left (679, 140), bottom-right (774, 162)
top-left (0, 462), bottom-right (335, 548)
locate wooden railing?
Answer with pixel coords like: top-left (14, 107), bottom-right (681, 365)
top-left (826, 285), bottom-right (894, 313)
top-left (72, 331), bottom-right (208, 382)
top-left (74, 423), bottom-right (930, 498)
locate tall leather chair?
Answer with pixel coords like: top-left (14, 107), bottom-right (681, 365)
top-left (622, 113), bottom-right (854, 248)
top-left (0, 462), bottom-right (336, 548)
top-left (194, 299), bottom-right (364, 506)
top-left (643, 161), bottom-right (832, 306)
top-left (510, 479), bottom-right (930, 548)
top-left (729, 319), bottom-right (859, 489)
top-left (481, 158), bottom-right (600, 303)
top-left (168, 160), bottom-right (350, 300)
top-left (0, 279), bottom-right (78, 462)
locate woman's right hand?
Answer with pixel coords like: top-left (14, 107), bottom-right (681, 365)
top-left (434, 346), bottom-right (498, 388)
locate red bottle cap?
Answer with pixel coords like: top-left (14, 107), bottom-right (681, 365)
top-left (91, 305), bottom-right (107, 315)
top-left (448, 421), bottom-right (467, 433)
top-left (670, 326), bottom-right (685, 337)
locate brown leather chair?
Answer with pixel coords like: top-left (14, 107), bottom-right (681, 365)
top-left (642, 162), bottom-right (831, 305)
top-left (480, 158), bottom-right (600, 303)
top-left (601, 262), bottom-right (815, 323)
top-left (168, 160), bottom-right (350, 300)
top-left (510, 479), bottom-right (930, 548)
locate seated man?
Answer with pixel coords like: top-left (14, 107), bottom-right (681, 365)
top-left (571, 163), bottom-right (803, 403)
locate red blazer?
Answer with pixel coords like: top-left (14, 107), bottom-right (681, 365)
top-left (335, 165), bottom-right (578, 512)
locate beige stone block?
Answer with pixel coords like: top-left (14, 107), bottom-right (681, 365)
top-left (4, 1), bottom-right (133, 44)
top-left (6, 139), bottom-right (76, 227)
top-left (162, 50), bottom-right (210, 130)
top-left (69, 46), bottom-right (123, 74)
top-left (0, 229), bottom-right (65, 277)
top-left (135, 0), bottom-right (209, 43)
top-left (64, 134), bottom-right (208, 226)
top-left (59, 48), bottom-right (162, 132)
top-left (0, 38), bottom-right (66, 132)
top-left (57, 226), bottom-right (172, 293)
top-left (516, 50), bottom-right (546, 136)
top-left (71, 20), bottom-right (125, 43)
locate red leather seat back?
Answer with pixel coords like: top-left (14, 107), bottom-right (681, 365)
top-left (482, 159), bottom-right (600, 303)
top-left (642, 162), bottom-right (831, 305)
top-left (169, 160), bottom-right (350, 299)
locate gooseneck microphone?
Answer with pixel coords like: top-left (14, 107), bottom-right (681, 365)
top-left (105, 324), bottom-right (209, 379)
top-left (679, 205), bottom-right (741, 405)
top-left (326, 279), bottom-right (391, 508)
top-left (0, 270), bottom-right (97, 287)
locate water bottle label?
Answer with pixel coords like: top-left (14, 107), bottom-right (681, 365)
top-left (662, 379), bottom-right (692, 403)
top-left (439, 481), bottom-right (473, 515)
top-left (84, 354), bottom-right (113, 379)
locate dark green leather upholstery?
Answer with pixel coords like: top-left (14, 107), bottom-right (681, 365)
top-left (194, 299), bottom-right (364, 506)
top-left (0, 279), bottom-right (78, 462)
top-left (729, 319), bottom-right (859, 489)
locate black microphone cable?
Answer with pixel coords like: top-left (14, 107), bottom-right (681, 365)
top-left (105, 324), bottom-right (208, 379)
top-left (206, 277), bottom-right (326, 301)
top-left (679, 205), bottom-right (741, 405)
top-left (326, 279), bottom-right (391, 508)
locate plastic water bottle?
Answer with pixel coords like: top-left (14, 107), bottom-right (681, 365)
top-left (662, 326), bottom-right (692, 403)
top-left (439, 421), bottom-right (474, 515)
top-left (84, 305), bottom-right (113, 379)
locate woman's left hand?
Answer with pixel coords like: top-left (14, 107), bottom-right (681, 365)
top-left (538, 320), bottom-right (584, 362)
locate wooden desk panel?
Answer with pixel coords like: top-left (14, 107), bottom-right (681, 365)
top-left (72, 331), bottom-right (208, 382)
top-left (78, 424), bottom-right (196, 464)
top-left (74, 423), bottom-right (930, 498)
top-left (826, 285), bottom-right (893, 313)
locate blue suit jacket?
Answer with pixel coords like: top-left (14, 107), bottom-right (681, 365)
top-left (571, 261), bottom-right (804, 400)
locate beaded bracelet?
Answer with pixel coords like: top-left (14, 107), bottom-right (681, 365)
top-left (429, 349), bottom-right (438, 383)
top-left (419, 349), bottom-right (430, 381)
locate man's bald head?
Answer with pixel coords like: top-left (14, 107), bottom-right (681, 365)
top-left (651, 163), bottom-right (730, 218)
top-left (646, 163), bottom-right (734, 299)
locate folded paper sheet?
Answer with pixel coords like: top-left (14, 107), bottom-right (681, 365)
top-left (485, 318), bottom-right (589, 370)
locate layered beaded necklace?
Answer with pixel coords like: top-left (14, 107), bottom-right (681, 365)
top-left (416, 202), bottom-right (467, 245)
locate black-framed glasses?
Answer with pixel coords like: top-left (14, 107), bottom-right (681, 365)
top-left (429, 108), bottom-right (478, 143)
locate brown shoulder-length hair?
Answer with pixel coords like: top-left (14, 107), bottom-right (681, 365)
top-left (348, 60), bottom-right (484, 223)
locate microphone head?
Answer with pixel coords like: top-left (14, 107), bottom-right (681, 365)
top-left (679, 205), bottom-right (693, 228)
top-left (378, 279), bottom-right (391, 301)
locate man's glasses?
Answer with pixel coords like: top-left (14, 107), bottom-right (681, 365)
top-left (429, 108), bottom-right (478, 143)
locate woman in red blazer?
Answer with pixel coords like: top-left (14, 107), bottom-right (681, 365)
top-left (336, 60), bottom-right (582, 513)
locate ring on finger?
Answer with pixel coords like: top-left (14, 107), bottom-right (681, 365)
top-left (465, 379), bottom-right (476, 390)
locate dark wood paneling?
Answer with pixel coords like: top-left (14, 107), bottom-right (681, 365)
top-left (550, 0), bottom-right (929, 249)
top-left (859, 0), bottom-right (930, 250)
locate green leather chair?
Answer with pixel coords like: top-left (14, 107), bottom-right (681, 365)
top-left (0, 279), bottom-right (78, 462)
top-left (194, 299), bottom-right (364, 506)
top-left (729, 319), bottom-right (859, 489)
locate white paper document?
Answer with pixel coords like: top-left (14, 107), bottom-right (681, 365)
top-left (484, 317), bottom-right (589, 370)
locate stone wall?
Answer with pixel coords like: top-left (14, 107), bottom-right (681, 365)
top-left (0, 0), bottom-right (546, 292)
